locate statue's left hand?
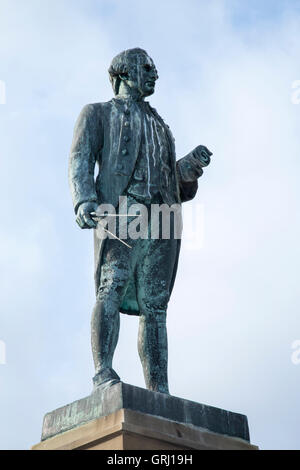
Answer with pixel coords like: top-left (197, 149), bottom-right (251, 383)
top-left (177, 145), bottom-right (213, 184)
top-left (192, 145), bottom-right (213, 167)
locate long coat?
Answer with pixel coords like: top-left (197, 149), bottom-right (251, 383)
top-left (69, 98), bottom-right (199, 315)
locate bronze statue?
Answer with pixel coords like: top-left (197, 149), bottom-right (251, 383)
top-left (69, 48), bottom-right (212, 394)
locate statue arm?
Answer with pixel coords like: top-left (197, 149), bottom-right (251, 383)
top-left (68, 104), bottom-right (101, 214)
top-left (176, 172), bottom-right (199, 203)
top-left (176, 145), bottom-right (212, 202)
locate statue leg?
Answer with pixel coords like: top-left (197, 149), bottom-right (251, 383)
top-left (92, 238), bottom-right (132, 388)
top-left (91, 293), bottom-right (121, 386)
top-left (138, 310), bottom-right (169, 393)
top-left (136, 238), bottom-right (178, 394)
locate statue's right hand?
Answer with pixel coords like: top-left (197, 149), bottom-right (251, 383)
top-left (76, 201), bottom-right (99, 229)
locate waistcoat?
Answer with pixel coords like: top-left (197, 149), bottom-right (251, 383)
top-left (126, 101), bottom-right (171, 204)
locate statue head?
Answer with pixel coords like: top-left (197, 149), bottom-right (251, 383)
top-left (108, 48), bottom-right (159, 99)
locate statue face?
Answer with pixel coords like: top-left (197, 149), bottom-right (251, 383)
top-left (122, 52), bottom-right (158, 97)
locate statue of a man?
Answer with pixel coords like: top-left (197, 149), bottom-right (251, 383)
top-left (69, 48), bottom-right (212, 394)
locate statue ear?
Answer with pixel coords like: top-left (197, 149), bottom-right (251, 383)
top-left (119, 73), bottom-right (129, 81)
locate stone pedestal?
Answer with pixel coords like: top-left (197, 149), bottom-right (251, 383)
top-left (32, 382), bottom-right (258, 450)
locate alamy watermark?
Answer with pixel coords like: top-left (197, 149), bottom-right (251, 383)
top-left (291, 340), bottom-right (300, 365)
top-left (291, 80), bottom-right (300, 104)
top-left (182, 203), bottom-right (204, 250)
top-left (94, 197), bottom-right (183, 243)
top-left (0, 80), bottom-right (6, 104)
top-left (0, 340), bottom-right (6, 365)
top-left (90, 196), bottom-right (204, 250)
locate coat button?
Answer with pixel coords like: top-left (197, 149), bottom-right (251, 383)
top-left (122, 149), bottom-right (128, 156)
top-left (124, 121), bottom-right (130, 127)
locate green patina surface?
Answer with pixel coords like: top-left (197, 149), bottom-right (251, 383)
top-left (68, 47), bottom-right (212, 394)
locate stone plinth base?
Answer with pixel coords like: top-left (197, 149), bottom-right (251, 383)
top-left (32, 408), bottom-right (257, 450)
top-left (32, 382), bottom-right (258, 450)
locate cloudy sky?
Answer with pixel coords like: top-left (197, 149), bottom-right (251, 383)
top-left (0, 0), bottom-right (300, 450)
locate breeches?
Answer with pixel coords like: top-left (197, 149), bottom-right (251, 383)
top-left (96, 195), bottom-right (178, 316)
